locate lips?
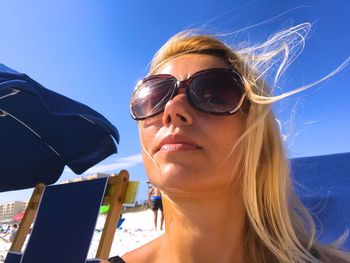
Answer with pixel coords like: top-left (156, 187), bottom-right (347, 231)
top-left (154, 134), bottom-right (201, 154)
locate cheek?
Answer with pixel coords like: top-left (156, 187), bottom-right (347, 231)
top-left (204, 115), bottom-right (246, 178)
top-left (206, 115), bottom-right (245, 156)
top-left (138, 120), bottom-right (158, 152)
top-left (141, 150), bottom-right (157, 180)
top-left (215, 124), bottom-right (243, 157)
top-left (138, 121), bottom-right (162, 184)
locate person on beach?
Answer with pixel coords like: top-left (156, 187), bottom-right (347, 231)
top-left (8, 224), bottom-right (17, 243)
top-left (0, 224), bottom-right (17, 243)
top-left (2, 226), bottom-right (10, 235)
top-left (148, 186), bottom-right (164, 231)
top-left (104, 24), bottom-right (349, 263)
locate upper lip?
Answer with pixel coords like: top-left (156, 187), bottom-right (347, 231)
top-left (153, 134), bottom-right (201, 153)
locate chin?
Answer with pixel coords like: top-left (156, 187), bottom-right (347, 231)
top-left (149, 163), bottom-right (223, 194)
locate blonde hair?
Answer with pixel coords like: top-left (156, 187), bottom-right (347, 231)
top-left (147, 24), bottom-right (349, 262)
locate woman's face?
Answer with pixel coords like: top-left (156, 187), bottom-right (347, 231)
top-left (138, 54), bottom-right (246, 194)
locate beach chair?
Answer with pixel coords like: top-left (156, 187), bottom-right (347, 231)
top-left (4, 170), bottom-right (139, 263)
top-left (291, 152), bottom-right (350, 250)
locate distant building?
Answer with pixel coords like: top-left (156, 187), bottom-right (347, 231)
top-left (0, 201), bottom-right (28, 223)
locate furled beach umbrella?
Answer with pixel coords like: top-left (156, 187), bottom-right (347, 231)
top-left (12, 211), bottom-right (25, 222)
top-left (0, 63), bottom-right (119, 192)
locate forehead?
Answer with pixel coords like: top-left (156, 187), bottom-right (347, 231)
top-left (157, 54), bottom-right (229, 80)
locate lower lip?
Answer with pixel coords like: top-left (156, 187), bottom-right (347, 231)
top-left (159, 143), bottom-right (200, 152)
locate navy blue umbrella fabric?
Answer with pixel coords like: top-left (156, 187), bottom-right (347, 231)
top-left (291, 152), bottom-right (350, 250)
top-left (0, 63), bottom-right (119, 192)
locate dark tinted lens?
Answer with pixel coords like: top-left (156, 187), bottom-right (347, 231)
top-left (130, 77), bottom-right (175, 119)
top-left (188, 71), bottom-right (243, 114)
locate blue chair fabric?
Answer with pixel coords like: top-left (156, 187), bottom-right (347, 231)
top-left (3, 252), bottom-right (21, 263)
top-left (5, 177), bottom-right (108, 263)
top-left (291, 152), bottom-right (350, 249)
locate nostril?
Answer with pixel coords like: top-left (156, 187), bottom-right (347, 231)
top-left (166, 115), bottom-right (171, 124)
top-left (176, 114), bottom-right (187, 122)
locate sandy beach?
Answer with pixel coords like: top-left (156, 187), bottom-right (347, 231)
top-left (0, 209), bottom-right (163, 262)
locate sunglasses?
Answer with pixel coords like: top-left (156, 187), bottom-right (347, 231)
top-left (130, 68), bottom-right (246, 120)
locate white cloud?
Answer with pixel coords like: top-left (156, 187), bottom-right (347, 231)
top-left (117, 154), bottom-right (143, 164)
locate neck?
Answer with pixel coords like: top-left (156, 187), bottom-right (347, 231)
top-left (156, 187), bottom-right (246, 263)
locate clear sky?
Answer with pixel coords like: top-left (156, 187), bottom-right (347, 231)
top-left (0, 0), bottom-right (349, 202)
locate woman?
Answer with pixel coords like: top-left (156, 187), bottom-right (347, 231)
top-left (106, 24), bottom-right (349, 262)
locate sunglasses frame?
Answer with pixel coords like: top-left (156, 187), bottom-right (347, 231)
top-left (130, 68), bottom-right (246, 120)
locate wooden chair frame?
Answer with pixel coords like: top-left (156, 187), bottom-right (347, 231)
top-left (9, 170), bottom-right (137, 260)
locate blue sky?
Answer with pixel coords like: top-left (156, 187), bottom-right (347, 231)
top-left (0, 0), bottom-right (349, 202)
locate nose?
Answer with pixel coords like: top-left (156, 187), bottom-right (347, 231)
top-left (162, 90), bottom-right (193, 127)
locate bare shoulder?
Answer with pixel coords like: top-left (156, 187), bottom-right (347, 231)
top-left (121, 235), bottom-right (163, 263)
